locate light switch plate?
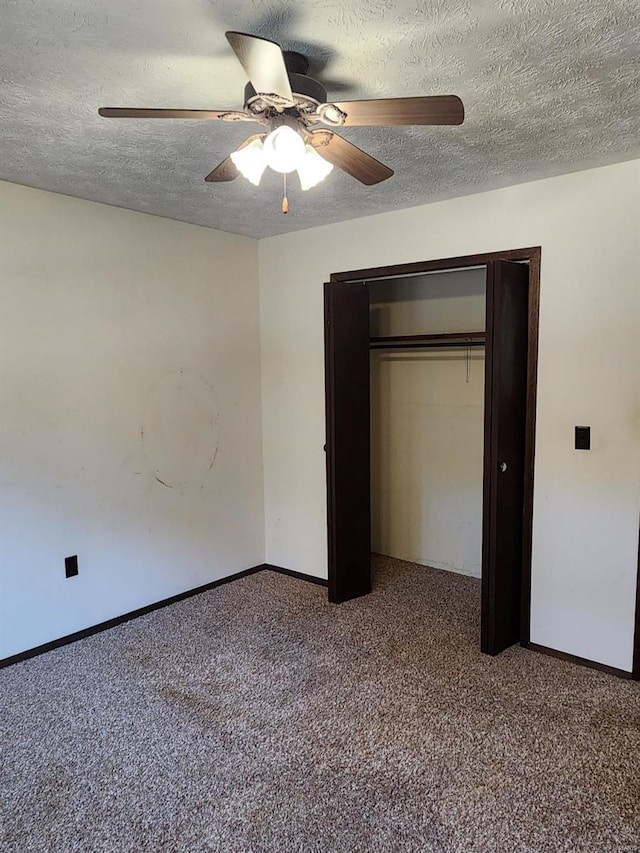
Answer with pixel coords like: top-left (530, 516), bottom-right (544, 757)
top-left (575, 426), bottom-right (590, 450)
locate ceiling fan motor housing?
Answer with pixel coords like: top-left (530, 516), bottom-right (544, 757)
top-left (244, 50), bottom-right (328, 112)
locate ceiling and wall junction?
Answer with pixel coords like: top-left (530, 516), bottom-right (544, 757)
top-left (1, 0), bottom-right (638, 237)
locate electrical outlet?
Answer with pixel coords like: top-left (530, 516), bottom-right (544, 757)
top-left (65, 555), bottom-right (78, 578)
top-left (575, 426), bottom-right (590, 450)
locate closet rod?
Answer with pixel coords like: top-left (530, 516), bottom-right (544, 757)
top-left (370, 331), bottom-right (485, 350)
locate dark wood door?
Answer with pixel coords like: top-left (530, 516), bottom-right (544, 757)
top-left (482, 260), bottom-right (530, 654)
top-left (324, 281), bottom-right (371, 603)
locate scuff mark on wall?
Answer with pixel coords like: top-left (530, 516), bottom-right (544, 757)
top-left (141, 370), bottom-right (220, 489)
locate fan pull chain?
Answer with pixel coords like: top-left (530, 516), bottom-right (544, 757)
top-left (282, 173), bottom-right (289, 214)
top-left (465, 339), bottom-right (471, 383)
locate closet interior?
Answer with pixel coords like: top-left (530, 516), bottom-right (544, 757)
top-left (369, 267), bottom-right (486, 580)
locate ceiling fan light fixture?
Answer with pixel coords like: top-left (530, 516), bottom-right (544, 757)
top-left (230, 138), bottom-right (267, 186)
top-left (99, 32), bottom-right (465, 197)
top-left (263, 126), bottom-right (306, 174)
top-left (296, 144), bottom-right (334, 191)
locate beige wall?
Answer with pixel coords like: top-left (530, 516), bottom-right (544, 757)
top-left (259, 158), bottom-right (640, 672)
top-left (0, 182), bottom-right (264, 659)
top-left (3, 158), bottom-right (639, 673)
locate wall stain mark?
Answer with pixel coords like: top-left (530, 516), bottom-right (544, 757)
top-left (141, 370), bottom-right (220, 488)
top-left (153, 473), bottom-right (172, 488)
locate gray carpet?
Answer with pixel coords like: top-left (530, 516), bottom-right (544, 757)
top-left (1, 556), bottom-right (639, 853)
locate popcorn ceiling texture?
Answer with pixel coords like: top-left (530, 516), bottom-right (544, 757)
top-left (1, 0), bottom-right (638, 238)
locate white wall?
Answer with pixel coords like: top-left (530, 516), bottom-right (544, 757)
top-left (370, 269), bottom-right (485, 577)
top-left (260, 158), bottom-right (640, 672)
top-left (369, 268), bottom-right (486, 338)
top-left (0, 182), bottom-right (264, 659)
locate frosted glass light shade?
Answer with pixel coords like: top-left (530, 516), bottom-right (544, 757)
top-left (296, 144), bottom-right (334, 190)
top-left (263, 126), bottom-right (306, 174)
top-left (230, 139), bottom-right (267, 186)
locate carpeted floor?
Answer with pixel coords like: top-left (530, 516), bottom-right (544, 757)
top-left (1, 556), bottom-right (639, 853)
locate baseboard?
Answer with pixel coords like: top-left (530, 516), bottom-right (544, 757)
top-left (3, 571), bottom-right (628, 678)
top-left (263, 563), bottom-right (329, 587)
top-left (0, 564), bottom-right (264, 670)
top-left (528, 642), bottom-right (634, 680)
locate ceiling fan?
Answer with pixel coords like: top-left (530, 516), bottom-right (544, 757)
top-left (99, 32), bottom-right (464, 211)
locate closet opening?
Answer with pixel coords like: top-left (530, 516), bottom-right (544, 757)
top-left (324, 248), bottom-right (541, 655)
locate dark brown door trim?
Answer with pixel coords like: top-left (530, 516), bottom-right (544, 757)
top-left (324, 281), bottom-right (372, 603)
top-left (329, 247), bottom-right (542, 284)
top-left (482, 260), bottom-right (530, 654)
top-left (634, 518), bottom-right (640, 680)
top-left (328, 246), bottom-right (541, 648)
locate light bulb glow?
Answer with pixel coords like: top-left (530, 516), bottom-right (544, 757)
top-left (263, 126), bottom-right (306, 174)
top-left (296, 144), bottom-right (334, 191)
top-left (230, 138), bottom-right (267, 186)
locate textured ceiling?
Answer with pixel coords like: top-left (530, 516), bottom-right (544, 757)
top-left (1, 0), bottom-right (639, 238)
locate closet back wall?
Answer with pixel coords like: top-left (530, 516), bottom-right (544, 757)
top-left (370, 269), bottom-right (486, 577)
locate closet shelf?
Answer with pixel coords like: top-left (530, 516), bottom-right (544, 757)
top-left (370, 331), bottom-right (485, 350)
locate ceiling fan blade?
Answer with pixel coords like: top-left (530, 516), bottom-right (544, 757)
top-left (204, 157), bottom-right (238, 183)
top-left (204, 133), bottom-right (266, 183)
top-left (225, 31), bottom-right (293, 104)
top-left (326, 96), bottom-right (464, 126)
top-left (98, 107), bottom-right (250, 121)
top-left (308, 131), bottom-right (393, 185)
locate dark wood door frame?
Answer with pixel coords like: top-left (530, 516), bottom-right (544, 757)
top-left (634, 520), bottom-right (640, 679)
top-left (481, 259), bottom-right (531, 654)
top-left (324, 281), bottom-right (372, 604)
top-left (327, 247), bottom-right (542, 648)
